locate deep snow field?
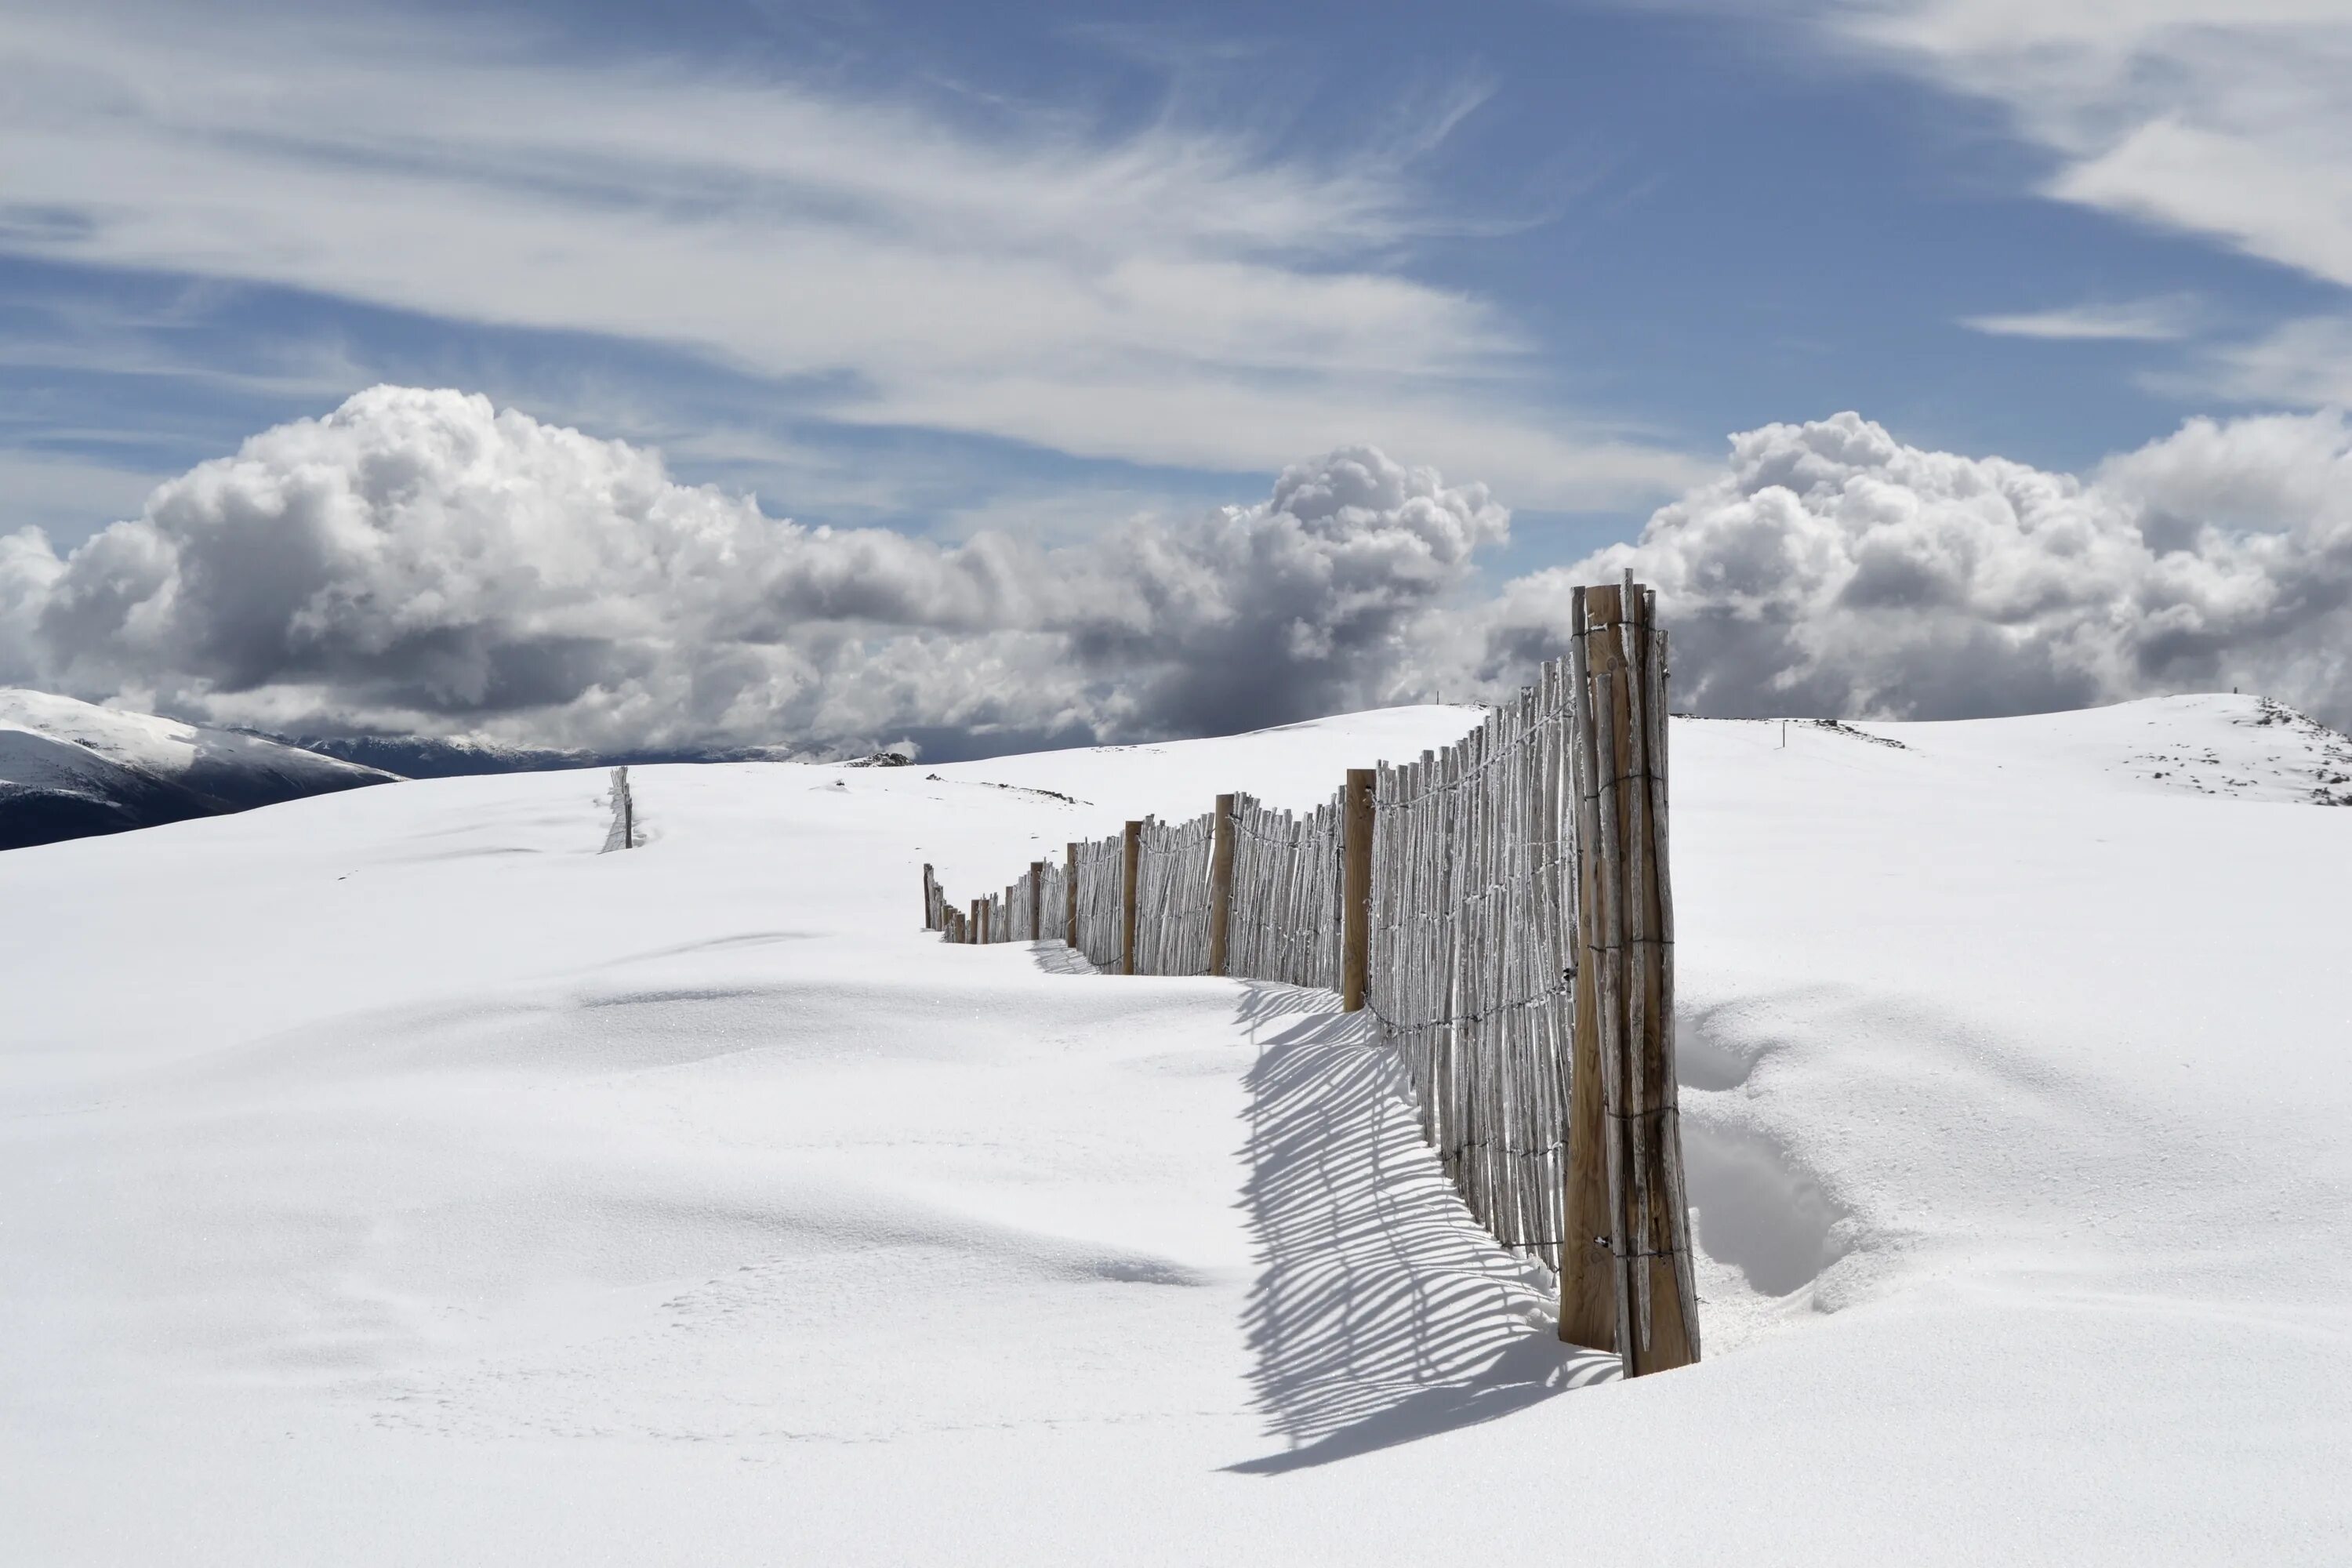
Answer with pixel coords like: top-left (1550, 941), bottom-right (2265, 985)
top-left (2, 695), bottom-right (2347, 1564)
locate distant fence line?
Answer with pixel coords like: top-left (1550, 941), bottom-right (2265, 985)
top-left (920, 579), bottom-right (1698, 1377)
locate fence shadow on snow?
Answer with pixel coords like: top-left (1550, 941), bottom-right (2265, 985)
top-left (1226, 982), bottom-right (1617, 1475)
top-left (961, 578), bottom-right (1703, 1384)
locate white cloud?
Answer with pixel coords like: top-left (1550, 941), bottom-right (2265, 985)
top-left (1835, 3), bottom-right (2352, 291)
top-left (2202, 314), bottom-right (2352, 408)
top-left (0, 3), bottom-right (1697, 510)
top-left (13, 389), bottom-right (2350, 750)
top-left (1468, 408), bottom-right (2352, 727)
top-left (0, 525), bottom-right (64, 687)
top-left (1961, 298), bottom-right (2194, 341)
top-left (3, 387), bottom-right (1508, 752)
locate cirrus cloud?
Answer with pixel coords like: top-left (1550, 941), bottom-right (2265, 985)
top-left (0, 2), bottom-right (1700, 511)
top-left (1838, 2), bottom-right (2352, 293)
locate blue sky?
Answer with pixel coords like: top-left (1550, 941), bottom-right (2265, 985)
top-left (4, 0), bottom-right (2350, 575)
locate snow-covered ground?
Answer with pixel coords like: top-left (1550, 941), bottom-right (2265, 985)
top-left (2, 695), bottom-right (2347, 1564)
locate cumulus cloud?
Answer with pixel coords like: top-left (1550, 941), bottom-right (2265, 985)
top-left (1471, 410), bottom-right (2352, 728)
top-left (1, 387), bottom-right (1504, 755)
top-left (9, 388), bottom-right (2351, 753)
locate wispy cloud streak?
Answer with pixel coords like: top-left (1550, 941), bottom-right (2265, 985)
top-left (1836, 2), bottom-right (2352, 292)
top-left (0, 3), bottom-right (1697, 507)
top-left (1961, 298), bottom-right (2194, 342)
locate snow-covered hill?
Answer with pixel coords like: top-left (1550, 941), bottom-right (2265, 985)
top-left (283, 731), bottom-right (855, 780)
top-left (283, 731), bottom-right (586, 779)
top-left (1, 695), bottom-right (2346, 1564)
top-left (0, 689), bottom-right (397, 850)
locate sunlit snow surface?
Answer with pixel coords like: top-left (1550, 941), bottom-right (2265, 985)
top-left (2, 696), bottom-right (2347, 1563)
top-left (0, 688), bottom-right (209, 775)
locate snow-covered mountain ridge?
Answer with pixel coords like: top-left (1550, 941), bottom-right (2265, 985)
top-left (2, 693), bottom-right (2346, 1563)
top-left (282, 731), bottom-right (852, 779)
top-left (0, 689), bottom-right (397, 850)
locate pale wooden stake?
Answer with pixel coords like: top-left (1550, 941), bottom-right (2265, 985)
top-left (1341, 768), bottom-right (1375, 1011)
top-left (1560, 589), bottom-right (1616, 1350)
top-left (612, 764), bottom-right (633, 849)
top-left (1626, 586), bottom-right (1698, 1371)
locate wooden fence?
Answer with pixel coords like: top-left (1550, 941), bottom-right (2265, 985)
top-left (920, 579), bottom-right (1697, 1377)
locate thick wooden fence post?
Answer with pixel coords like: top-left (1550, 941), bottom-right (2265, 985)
top-left (1207, 793), bottom-right (1236, 976)
top-left (1029, 862), bottom-right (1044, 942)
top-left (1559, 579), bottom-right (1699, 1376)
top-left (1120, 821), bottom-right (1142, 975)
top-left (970, 897), bottom-right (983, 946)
top-left (1341, 768), bottom-right (1374, 1012)
top-left (1065, 843), bottom-right (1079, 949)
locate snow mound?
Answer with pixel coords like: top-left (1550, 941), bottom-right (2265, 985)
top-left (1841, 692), bottom-right (2352, 806)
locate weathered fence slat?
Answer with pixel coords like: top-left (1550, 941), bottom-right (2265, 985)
top-left (1341, 768), bottom-right (1374, 1011)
